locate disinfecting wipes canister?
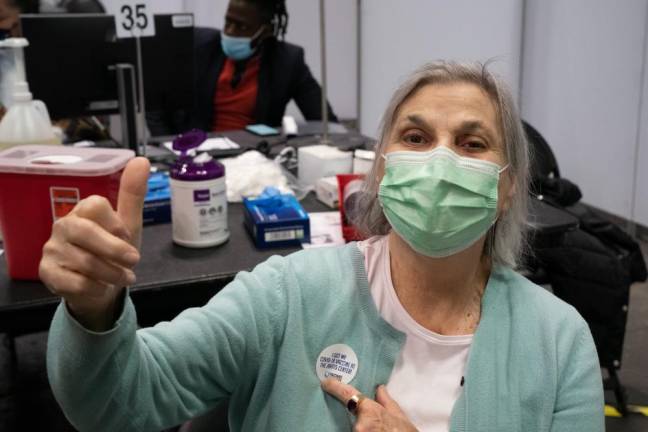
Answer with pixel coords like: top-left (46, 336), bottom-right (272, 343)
top-left (170, 130), bottom-right (230, 248)
top-left (170, 176), bottom-right (229, 247)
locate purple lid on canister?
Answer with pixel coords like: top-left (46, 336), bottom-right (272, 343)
top-left (170, 129), bottom-right (225, 181)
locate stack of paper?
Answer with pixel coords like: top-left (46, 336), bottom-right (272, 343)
top-left (302, 212), bottom-right (346, 249)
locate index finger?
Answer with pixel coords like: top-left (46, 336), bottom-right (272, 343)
top-left (61, 216), bottom-right (140, 268)
top-left (321, 378), bottom-right (362, 404)
top-left (73, 195), bottom-right (131, 241)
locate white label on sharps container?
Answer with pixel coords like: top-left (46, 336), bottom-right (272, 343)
top-left (316, 344), bottom-right (358, 384)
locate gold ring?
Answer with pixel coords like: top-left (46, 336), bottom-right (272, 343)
top-left (346, 393), bottom-right (366, 415)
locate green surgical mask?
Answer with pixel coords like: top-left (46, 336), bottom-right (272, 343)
top-left (378, 147), bottom-right (508, 257)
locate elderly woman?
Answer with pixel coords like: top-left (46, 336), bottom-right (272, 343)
top-left (42, 61), bottom-right (603, 432)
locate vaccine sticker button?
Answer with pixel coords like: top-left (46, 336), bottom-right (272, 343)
top-left (316, 344), bottom-right (359, 384)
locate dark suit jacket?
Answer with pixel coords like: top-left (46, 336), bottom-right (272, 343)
top-left (148, 28), bottom-right (337, 136)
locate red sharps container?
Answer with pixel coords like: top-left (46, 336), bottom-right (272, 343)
top-left (0, 145), bottom-right (134, 280)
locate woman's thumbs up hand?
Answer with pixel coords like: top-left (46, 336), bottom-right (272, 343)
top-left (39, 157), bottom-right (150, 331)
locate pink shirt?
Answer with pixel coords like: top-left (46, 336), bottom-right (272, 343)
top-left (357, 235), bottom-right (473, 432)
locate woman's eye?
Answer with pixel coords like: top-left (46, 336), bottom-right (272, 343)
top-left (402, 132), bottom-right (427, 145)
top-left (460, 140), bottom-right (487, 150)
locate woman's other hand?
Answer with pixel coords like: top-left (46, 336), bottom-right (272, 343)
top-left (322, 378), bottom-right (418, 432)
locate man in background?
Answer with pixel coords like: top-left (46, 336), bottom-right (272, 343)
top-left (148, 0), bottom-right (337, 136)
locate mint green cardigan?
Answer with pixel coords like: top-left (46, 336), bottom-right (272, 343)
top-left (47, 243), bottom-right (604, 431)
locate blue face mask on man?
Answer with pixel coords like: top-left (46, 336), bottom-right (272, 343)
top-left (220, 26), bottom-right (266, 61)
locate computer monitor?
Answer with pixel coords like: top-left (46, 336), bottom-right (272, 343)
top-left (19, 13), bottom-right (194, 121)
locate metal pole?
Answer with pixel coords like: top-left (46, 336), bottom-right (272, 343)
top-left (135, 36), bottom-right (147, 156)
top-left (517, 0), bottom-right (527, 109)
top-left (115, 64), bottom-right (138, 154)
top-left (356, 0), bottom-right (362, 132)
top-left (319, 0), bottom-right (330, 145)
top-left (628, 2), bottom-right (648, 238)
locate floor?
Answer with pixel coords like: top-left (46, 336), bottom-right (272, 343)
top-left (1, 243), bottom-right (647, 431)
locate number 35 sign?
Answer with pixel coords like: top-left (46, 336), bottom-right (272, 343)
top-left (115, 0), bottom-right (155, 38)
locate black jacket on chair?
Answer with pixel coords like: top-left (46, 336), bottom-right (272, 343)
top-left (524, 121), bottom-right (647, 371)
top-left (148, 28), bottom-right (337, 136)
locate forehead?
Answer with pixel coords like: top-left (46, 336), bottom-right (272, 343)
top-left (226, 0), bottom-right (263, 22)
top-left (395, 82), bottom-right (500, 134)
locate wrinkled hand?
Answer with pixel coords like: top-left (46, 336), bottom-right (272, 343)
top-left (322, 378), bottom-right (418, 432)
top-left (39, 157), bottom-right (150, 331)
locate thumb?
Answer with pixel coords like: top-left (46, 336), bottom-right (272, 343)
top-left (117, 157), bottom-right (150, 247)
top-left (375, 385), bottom-right (406, 417)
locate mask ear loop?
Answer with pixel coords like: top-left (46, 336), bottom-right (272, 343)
top-left (375, 153), bottom-right (388, 185)
top-left (250, 25), bottom-right (268, 49)
top-left (488, 163), bottom-right (511, 259)
top-left (485, 220), bottom-right (498, 260)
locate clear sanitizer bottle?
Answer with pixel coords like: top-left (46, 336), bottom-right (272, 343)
top-left (0, 82), bottom-right (59, 151)
top-left (0, 38), bottom-right (59, 151)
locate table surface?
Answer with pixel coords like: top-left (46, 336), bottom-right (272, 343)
top-left (0, 129), bottom-right (578, 334)
top-left (1, 193), bottom-right (327, 296)
top-left (0, 129), bottom-right (372, 334)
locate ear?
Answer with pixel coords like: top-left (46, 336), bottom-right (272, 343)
top-left (262, 23), bottom-right (275, 38)
top-left (251, 23), bottom-right (273, 47)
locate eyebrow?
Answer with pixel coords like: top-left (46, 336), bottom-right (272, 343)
top-left (402, 114), bottom-right (430, 130)
top-left (225, 14), bottom-right (246, 25)
top-left (400, 115), bottom-right (497, 144)
top-left (455, 120), bottom-right (497, 144)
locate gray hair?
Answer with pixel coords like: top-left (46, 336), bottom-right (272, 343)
top-left (353, 60), bottom-right (530, 268)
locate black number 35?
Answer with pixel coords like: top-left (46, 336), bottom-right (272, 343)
top-left (120, 4), bottom-right (148, 31)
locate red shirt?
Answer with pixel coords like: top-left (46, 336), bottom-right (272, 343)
top-left (211, 56), bottom-right (261, 132)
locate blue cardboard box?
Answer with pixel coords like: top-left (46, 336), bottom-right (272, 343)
top-left (143, 172), bottom-right (171, 225)
top-left (243, 189), bottom-right (310, 248)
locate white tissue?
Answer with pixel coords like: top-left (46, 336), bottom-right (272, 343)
top-left (220, 151), bottom-right (294, 202)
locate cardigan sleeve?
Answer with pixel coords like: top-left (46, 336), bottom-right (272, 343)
top-left (47, 255), bottom-right (288, 432)
top-left (550, 319), bottom-right (605, 432)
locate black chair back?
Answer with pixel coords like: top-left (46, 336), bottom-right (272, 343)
top-left (523, 120), bottom-right (560, 194)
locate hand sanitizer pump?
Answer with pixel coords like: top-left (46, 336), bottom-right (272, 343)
top-left (0, 37), bottom-right (59, 151)
top-left (0, 37), bottom-right (28, 109)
